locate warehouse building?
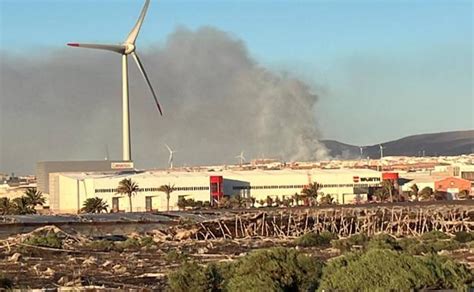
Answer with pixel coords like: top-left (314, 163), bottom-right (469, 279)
top-left (48, 169), bottom-right (384, 213)
top-left (36, 160), bottom-right (134, 194)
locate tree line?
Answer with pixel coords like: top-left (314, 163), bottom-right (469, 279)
top-left (0, 188), bottom-right (45, 215)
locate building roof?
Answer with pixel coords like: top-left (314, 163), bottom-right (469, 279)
top-left (54, 168), bottom-right (382, 180)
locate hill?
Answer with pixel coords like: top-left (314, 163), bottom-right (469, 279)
top-left (322, 130), bottom-right (474, 158)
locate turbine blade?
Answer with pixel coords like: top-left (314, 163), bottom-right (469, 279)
top-left (165, 144), bottom-right (172, 152)
top-left (67, 43), bottom-right (126, 54)
top-left (132, 52), bottom-right (163, 115)
top-left (126, 0), bottom-right (150, 44)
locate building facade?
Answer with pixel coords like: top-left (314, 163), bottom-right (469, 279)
top-left (48, 169), bottom-right (384, 213)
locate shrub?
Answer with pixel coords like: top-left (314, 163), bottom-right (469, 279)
top-left (226, 247), bottom-right (324, 291)
top-left (24, 233), bottom-right (63, 249)
top-left (84, 240), bottom-right (116, 252)
top-left (165, 250), bottom-right (189, 263)
top-left (331, 233), bottom-right (369, 252)
top-left (0, 274), bottom-right (13, 289)
top-left (206, 261), bottom-right (235, 291)
top-left (366, 234), bottom-right (400, 250)
top-left (318, 249), bottom-right (472, 291)
top-left (453, 231), bottom-right (474, 243)
top-left (398, 237), bottom-right (460, 255)
top-left (167, 261), bottom-right (209, 292)
top-left (423, 254), bottom-right (474, 290)
top-left (398, 237), bottom-right (419, 250)
top-left (116, 237), bottom-right (141, 250)
top-left (294, 232), bottom-right (337, 247)
top-left (139, 236), bottom-right (156, 248)
top-left (421, 230), bottom-right (450, 241)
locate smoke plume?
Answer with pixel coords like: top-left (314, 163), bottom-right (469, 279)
top-left (0, 27), bottom-right (328, 174)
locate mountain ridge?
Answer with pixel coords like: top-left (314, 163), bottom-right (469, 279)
top-left (321, 130), bottom-right (474, 158)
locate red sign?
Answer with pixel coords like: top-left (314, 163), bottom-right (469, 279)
top-left (353, 176), bottom-right (360, 183)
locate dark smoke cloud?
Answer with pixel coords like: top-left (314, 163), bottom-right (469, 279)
top-left (0, 27), bottom-right (328, 174)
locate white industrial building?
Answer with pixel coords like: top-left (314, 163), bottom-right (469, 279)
top-left (47, 169), bottom-right (384, 213)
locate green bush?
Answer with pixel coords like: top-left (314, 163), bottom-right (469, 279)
top-left (165, 250), bottom-right (189, 263)
top-left (396, 236), bottom-right (462, 255)
top-left (226, 247), bottom-right (324, 292)
top-left (421, 230), bottom-right (450, 241)
top-left (206, 261), bottom-right (235, 291)
top-left (116, 237), bottom-right (145, 250)
top-left (140, 236), bottom-right (156, 247)
top-left (294, 231), bottom-right (337, 247)
top-left (331, 233), bottom-right (369, 252)
top-left (423, 254), bottom-right (473, 290)
top-left (398, 237), bottom-right (420, 252)
top-left (318, 249), bottom-right (472, 291)
top-left (167, 261), bottom-right (210, 292)
top-left (366, 234), bottom-right (400, 250)
top-left (0, 274), bottom-right (13, 289)
top-left (84, 240), bottom-right (116, 252)
top-left (24, 233), bottom-right (62, 249)
top-left (453, 231), bottom-right (474, 243)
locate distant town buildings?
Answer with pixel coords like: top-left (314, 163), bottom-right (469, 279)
top-left (1, 154), bottom-right (472, 214)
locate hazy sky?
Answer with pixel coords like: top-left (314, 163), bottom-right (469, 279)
top-left (0, 0), bottom-right (473, 173)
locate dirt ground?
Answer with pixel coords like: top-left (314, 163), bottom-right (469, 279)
top-left (1, 235), bottom-right (334, 290)
top-left (1, 224), bottom-right (473, 290)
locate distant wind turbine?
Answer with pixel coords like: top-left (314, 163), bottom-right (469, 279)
top-left (379, 144), bottom-right (385, 171)
top-left (67, 0), bottom-right (163, 162)
top-left (165, 144), bottom-right (177, 169)
top-left (236, 151), bottom-right (246, 166)
top-left (105, 144), bottom-right (110, 161)
top-left (359, 146), bottom-right (365, 160)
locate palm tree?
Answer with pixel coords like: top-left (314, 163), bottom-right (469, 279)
top-left (410, 184), bottom-right (419, 201)
top-left (419, 187), bottom-right (434, 201)
top-left (0, 198), bottom-right (15, 215)
top-left (301, 182), bottom-right (320, 206)
top-left (374, 188), bottom-right (390, 202)
top-left (292, 193), bottom-right (301, 206)
top-left (12, 197), bottom-right (36, 215)
top-left (158, 184), bottom-right (176, 211)
top-left (265, 196), bottom-right (274, 207)
top-left (319, 194), bottom-right (334, 205)
top-left (177, 196), bottom-right (187, 210)
top-left (24, 188), bottom-right (46, 208)
top-left (381, 180), bottom-right (396, 202)
top-left (81, 197), bottom-right (108, 213)
top-left (117, 178), bottom-right (139, 212)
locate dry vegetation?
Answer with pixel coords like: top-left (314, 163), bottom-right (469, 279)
top-left (0, 204), bottom-right (473, 290)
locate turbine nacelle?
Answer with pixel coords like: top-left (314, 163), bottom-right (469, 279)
top-left (124, 43), bottom-right (136, 54)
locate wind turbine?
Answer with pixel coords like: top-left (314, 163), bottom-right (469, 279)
top-left (67, 0), bottom-right (162, 162)
top-left (236, 151), bottom-right (246, 166)
top-left (379, 144), bottom-right (385, 159)
top-left (165, 144), bottom-right (177, 169)
top-left (379, 144), bottom-right (385, 171)
top-left (358, 146), bottom-right (365, 160)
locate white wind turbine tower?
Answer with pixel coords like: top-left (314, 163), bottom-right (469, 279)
top-left (358, 146), bottom-right (365, 160)
top-left (165, 144), bottom-right (177, 169)
top-left (379, 144), bottom-right (385, 171)
top-left (67, 0), bottom-right (163, 162)
top-left (379, 144), bottom-right (385, 159)
top-left (236, 151), bottom-right (246, 166)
